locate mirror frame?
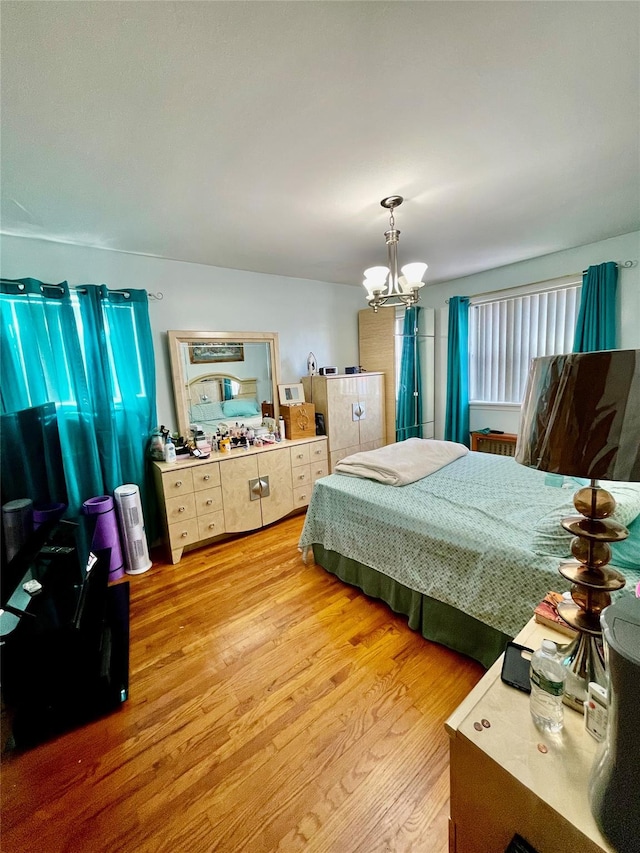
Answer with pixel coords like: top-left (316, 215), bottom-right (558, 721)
top-left (167, 330), bottom-right (281, 438)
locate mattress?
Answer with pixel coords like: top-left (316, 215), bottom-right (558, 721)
top-left (299, 452), bottom-right (640, 640)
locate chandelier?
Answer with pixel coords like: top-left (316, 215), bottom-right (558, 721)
top-left (363, 196), bottom-right (428, 312)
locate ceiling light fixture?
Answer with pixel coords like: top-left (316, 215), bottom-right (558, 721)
top-left (363, 196), bottom-right (428, 312)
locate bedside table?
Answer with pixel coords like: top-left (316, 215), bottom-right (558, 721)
top-left (446, 618), bottom-right (614, 853)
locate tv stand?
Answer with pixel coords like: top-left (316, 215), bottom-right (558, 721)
top-left (1, 518), bottom-right (129, 751)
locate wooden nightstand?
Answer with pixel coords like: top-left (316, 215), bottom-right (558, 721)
top-left (446, 618), bottom-right (614, 853)
top-left (471, 431), bottom-right (517, 456)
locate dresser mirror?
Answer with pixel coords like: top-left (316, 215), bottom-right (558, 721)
top-left (167, 330), bottom-right (281, 438)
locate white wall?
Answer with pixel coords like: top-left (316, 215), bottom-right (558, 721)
top-left (3, 230), bottom-right (638, 440)
top-left (0, 235), bottom-right (364, 428)
top-left (420, 231), bottom-right (640, 438)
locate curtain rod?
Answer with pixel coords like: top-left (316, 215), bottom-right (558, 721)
top-left (445, 273), bottom-right (581, 304)
top-left (3, 280), bottom-right (164, 300)
top-left (72, 284), bottom-right (164, 300)
top-left (582, 260), bottom-right (636, 274)
top-left (444, 260), bottom-right (638, 303)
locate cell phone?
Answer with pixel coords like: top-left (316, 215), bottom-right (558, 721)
top-left (500, 641), bottom-right (533, 693)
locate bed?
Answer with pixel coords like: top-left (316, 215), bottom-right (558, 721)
top-left (298, 446), bottom-right (640, 668)
top-left (186, 373), bottom-right (264, 433)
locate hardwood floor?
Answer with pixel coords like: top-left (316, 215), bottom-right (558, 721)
top-left (1, 514), bottom-right (483, 853)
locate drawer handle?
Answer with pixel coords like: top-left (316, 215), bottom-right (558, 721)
top-left (296, 453), bottom-right (304, 459)
top-left (314, 449), bottom-right (322, 455)
top-left (298, 474), bottom-right (305, 480)
top-left (180, 531), bottom-right (188, 538)
top-left (175, 480), bottom-right (183, 487)
top-left (299, 494), bottom-right (306, 501)
top-left (204, 474), bottom-right (210, 481)
top-left (178, 506), bottom-right (186, 513)
top-left (206, 499), bottom-right (213, 505)
top-left (208, 522), bottom-right (216, 530)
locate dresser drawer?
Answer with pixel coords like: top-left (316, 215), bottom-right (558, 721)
top-left (194, 486), bottom-right (223, 516)
top-left (197, 510), bottom-right (225, 540)
top-left (168, 517), bottom-right (199, 549)
top-left (161, 468), bottom-right (194, 496)
top-left (309, 441), bottom-right (328, 463)
top-left (290, 444), bottom-right (311, 466)
top-left (165, 492), bottom-right (196, 524)
top-left (293, 483), bottom-right (313, 508)
top-left (192, 461), bottom-right (221, 491)
top-left (292, 463), bottom-right (312, 488)
top-left (310, 461), bottom-right (329, 482)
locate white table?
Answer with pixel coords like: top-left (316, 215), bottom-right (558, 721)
top-left (446, 618), bottom-right (614, 853)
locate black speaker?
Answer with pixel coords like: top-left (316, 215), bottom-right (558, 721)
top-left (315, 413), bottom-right (326, 436)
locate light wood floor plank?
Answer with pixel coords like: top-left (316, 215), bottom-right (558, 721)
top-left (1, 514), bottom-right (482, 853)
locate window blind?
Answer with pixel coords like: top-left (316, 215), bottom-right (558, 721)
top-left (469, 282), bottom-right (581, 404)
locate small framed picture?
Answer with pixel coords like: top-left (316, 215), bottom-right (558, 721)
top-left (278, 383), bottom-right (305, 405)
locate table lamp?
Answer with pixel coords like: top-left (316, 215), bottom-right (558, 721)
top-left (515, 348), bottom-right (640, 711)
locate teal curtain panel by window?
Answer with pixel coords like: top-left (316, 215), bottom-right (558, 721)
top-left (444, 296), bottom-right (470, 446)
top-left (573, 261), bottom-right (617, 352)
top-left (1, 278), bottom-right (103, 512)
top-left (396, 306), bottom-right (423, 442)
top-left (1, 278), bottom-right (157, 527)
top-left (77, 284), bottom-right (157, 527)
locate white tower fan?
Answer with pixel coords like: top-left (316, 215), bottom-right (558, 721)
top-left (113, 484), bottom-right (152, 575)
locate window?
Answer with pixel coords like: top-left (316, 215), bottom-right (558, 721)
top-left (469, 277), bottom-right (581, 404)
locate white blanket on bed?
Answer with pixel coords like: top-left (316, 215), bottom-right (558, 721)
top-left (334, 438), bottom-right (468, 486)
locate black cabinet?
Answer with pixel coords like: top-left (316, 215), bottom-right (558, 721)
top-left (1, 518), bottom-right (129, 750)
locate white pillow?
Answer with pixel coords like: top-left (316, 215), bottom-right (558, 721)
top-left (531, 482), bottom-right (640, 557)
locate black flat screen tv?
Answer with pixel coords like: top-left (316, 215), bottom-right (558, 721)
top-left (0, 401), bottom-right (68, 510)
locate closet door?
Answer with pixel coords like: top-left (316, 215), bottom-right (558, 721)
top-left (327, 377), bottom-right (360, 457)
top-left (358, 307), bottom-right (434, 442)
top-left (357, 373), bottom-right (385, 450)
top-left (359, 307), bottom-right (396, 446)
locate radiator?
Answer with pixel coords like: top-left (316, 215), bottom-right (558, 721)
top-left (473, 434), bottom-right (517, 457)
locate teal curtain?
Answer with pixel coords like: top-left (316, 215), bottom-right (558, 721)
top-left (573, 262), bottom-right (617, 352)
top-left (223, 377), bottom-right (233, 400)
top-left (1, 278), bottom-right (157, 526)
top-left (77, 285), bottom-right (157, 525)
top-left (396, 306), bottom-right (422, 442)
top-left (444, 296), bottom-right (470, 446)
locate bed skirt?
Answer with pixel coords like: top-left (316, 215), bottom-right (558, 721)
top-left (312, 544), bottom-right (511, 669)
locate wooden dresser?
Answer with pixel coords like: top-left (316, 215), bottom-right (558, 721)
top-left (301, 372), bottom-right (386, 472)
top-left (153, 436), bottom-right (328, 563)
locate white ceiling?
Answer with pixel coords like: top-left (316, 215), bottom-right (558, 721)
top-left (2, 1), bottom-right (639, 288)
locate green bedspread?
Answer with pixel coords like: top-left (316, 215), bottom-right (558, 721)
top-left (299, 452), bottom-right (640, 640)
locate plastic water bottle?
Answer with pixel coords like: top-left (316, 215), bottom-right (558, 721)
top-left (529, 639), bottom-right (566, 733)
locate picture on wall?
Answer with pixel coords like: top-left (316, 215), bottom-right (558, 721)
top-left (189, 342), bottom-right (245, 364)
